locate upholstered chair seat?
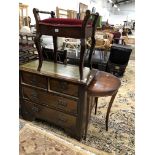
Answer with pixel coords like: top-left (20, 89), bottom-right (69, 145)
top-left (39, 18), bottom-right (92, 28)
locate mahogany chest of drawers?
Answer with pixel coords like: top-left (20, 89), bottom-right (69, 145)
top-left (20, 60), bottom-right (96, 140)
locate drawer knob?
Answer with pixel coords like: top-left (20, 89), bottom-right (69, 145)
top-left (57, 117), bottom-right (67, 123)
top-left (30, 77), bottom-right (36, 84)
top-left (32, 106), bottom-right (39, 112)
top-left (30, 91), bottom-right (38, 101)
top-left (60, 82), bottom-right (68, 90)
top-left (58, 99), bottom-right (67, 107)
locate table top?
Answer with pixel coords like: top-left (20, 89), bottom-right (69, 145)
top-left (20, 60), bottom-right (96, 85)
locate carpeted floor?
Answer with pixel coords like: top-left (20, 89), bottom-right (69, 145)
top-left (82, 60), bottom-right (135, 155)
top-left (20, 124), bottom-right (110, 155)
top-left (20, 59), bottom-right (135, 155)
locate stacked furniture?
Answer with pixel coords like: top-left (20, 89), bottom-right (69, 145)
top-left (20, 60), bottom-right (97, 140)
top-left (19, 3), bottom-right (29, 29)
top-left (33, 8), bottom-right (99, 80)
top-left (56, 7), bottom-right (77, 19)
top-left (20, 8), bottom-right (121, 141)
top-left (19, 32), bottom-right (38, 65)
top-left (79, 3), bottom-right (88, 20)
top-left (20, 8), bottom-right (99, 141)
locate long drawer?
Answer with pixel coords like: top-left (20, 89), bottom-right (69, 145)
top-left (21, 71), bottom-right (47, 89)
top-left (22, 100), bottom-right (77, 131)
top-left (49, 78), bottom-right (79, 97)
top-left (22, 86), bottom-right (78, 115)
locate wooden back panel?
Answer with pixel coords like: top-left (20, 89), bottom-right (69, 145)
top-left (79, 3), bottom-right (88, 20)
top-left (56, 7), bottom-right (68, 18)
top-left (67, 10), bottom-right (77, 19)
top-left (56, 7), bottom-right (77, 19)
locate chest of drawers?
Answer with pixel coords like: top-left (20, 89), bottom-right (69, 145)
top-left (20, 60), bottom-right (96, 140)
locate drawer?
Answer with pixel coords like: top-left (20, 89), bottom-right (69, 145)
top-left (22, 100), bottom-right (77, 130)
top-left (21, 72), bottom-right (47, 89)
top-left (49, 78), bottom-right (79, 97)
top-left (22, 86), bottom-right (78, 114)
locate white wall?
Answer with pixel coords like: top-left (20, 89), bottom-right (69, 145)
top-left (20, 0), bottom-right (79, 24)
top-left (108, 2), bottom-right (135, 25)
top-left (19, 0), bottom-right (111, 25)
top-left (19, 0), bottom-right (135, 26)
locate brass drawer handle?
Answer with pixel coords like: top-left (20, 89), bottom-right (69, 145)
top-left (30, 91), bottom-right (38, 101)
top-left (57, 117), bottom-right (67, 123)
top-left (32, 106), bottom-right (39, 112)
top-left (30, 76), bottom-right (37, 84)
top-left (57, 99), bottom-right (67, 107)
top-left (59, 82), bottom-right (68, 90)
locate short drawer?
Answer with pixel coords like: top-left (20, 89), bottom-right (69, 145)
top-left (49, 78), bottom-right (79, 97)
top-left (22, 86), bottom-right (78, 114)
top-left (22, 100), bottom-right (77, 130)
top-left (21, 71), bottom-right (47, 89)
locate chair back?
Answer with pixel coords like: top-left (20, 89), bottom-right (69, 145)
top-left (56, 7), bottom-right (68, 18)
top-left (56, 7), bottom-right (77, 19)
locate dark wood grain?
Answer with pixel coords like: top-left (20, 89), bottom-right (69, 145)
top-left (84, 71), bottom-right (121, 138)
top-left (33, 8), bottom-right (99, 80)
top-left (49, 78), bottom-right (79, 97)
top-left (20, 61), bottom-right (95, 140)
top-left (21, 71), bottom-right (47, 89)
top-left (22, 86), bottom-right (78, 115)
top-left (21, 100), bottom-right (77, 130)
top-left (20, 60), bottom-right (93, 85)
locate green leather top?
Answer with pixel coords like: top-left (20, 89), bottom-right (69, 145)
top-left (20, 60), bottom-right (94, 85)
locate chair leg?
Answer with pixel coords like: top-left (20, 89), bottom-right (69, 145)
top-left (34, 33), bottom-right (42, 71)
top-left (53, 36), bottom-right (58, 63)
top-left (84, 95), bottom-right (90, 140)
top-left (79, 39), bottom-right (86, 80)
top-left (88, 36), bottom-right (95, 69)
top-left (95, 97), bottom-right (98, 115)
top-left (106, 92), bottom-right (117, 131)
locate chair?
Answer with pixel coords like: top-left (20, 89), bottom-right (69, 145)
top-left (87, 31), bottom-right (112, 62)
top-left (56, 7), bottom-right (77, 19)
top-left (79, 2), bottom-right (88, 20)
top-left (19, 32), bottom-right (35, 47)
top-left (112, 31), bottom-right (121, 44)
top-left (67, 10), bottom-right (77, 19)
top-left (56, 7), bottom-right (68, 18)
top-left (33, 8), bottom-right (99, 80)
top-left (84, 71), bottom-right (121, 139)
top-left (19, 3), bottom-right (29, 29)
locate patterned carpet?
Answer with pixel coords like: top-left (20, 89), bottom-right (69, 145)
top-left (20, 60), bottom-right (135, 155)
top-left (20, 124), bottom-right (109, 155)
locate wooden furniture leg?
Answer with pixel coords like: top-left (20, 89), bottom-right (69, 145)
top-left (53, 36), bottom-right (58, 63)
top-left (85, 71), bottom-right (121, 138)
top-left (105, 92), bottom-right (117, 131)
top-left (94, 97), bottom-right (98, 115)
top-left (84, 95), bottom-right (90, 140)
top-left (79, 39), bottom-right (86, 80)
top-left (34, 33), bottom-right (43, 71)
top-left (88, 36), bottom-right (95, 69)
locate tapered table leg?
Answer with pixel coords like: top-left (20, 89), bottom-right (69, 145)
top-left (84, 95), bottom-right (90, 140)
top-left (94, 97), bottom-right (98, 115)
top-left (106, 92), bottom-right (117, 131)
